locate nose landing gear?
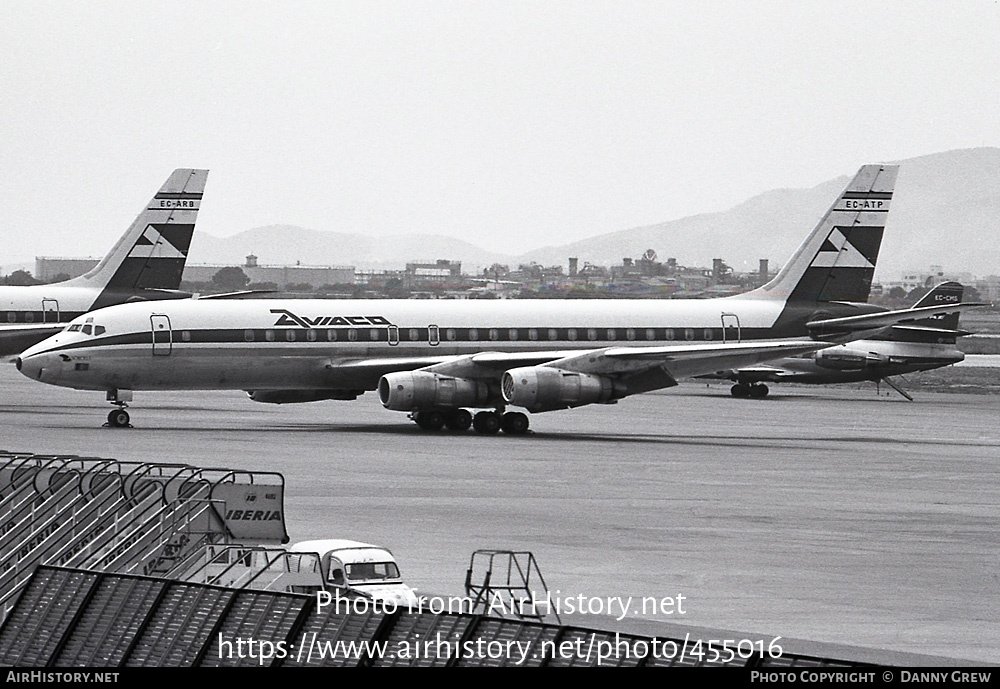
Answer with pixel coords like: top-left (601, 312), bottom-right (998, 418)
top-left (104, 388), bottom-right (134, 428)
top-left (106, 408), bottom-right (131, 428)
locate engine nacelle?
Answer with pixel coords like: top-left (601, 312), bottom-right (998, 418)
top-left (378, 371), bottom-right (491, 411)
top-left (501, 366), bottom-right (626, 413)
top-left (814, 346), bottom-right (889, 371)
top-left (247, 389), bottom-right (363, 404)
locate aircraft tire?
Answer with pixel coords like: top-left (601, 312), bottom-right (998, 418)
top-left (749, 384), bottom-right (769, 399)
top-left (416, 411), bottom-right (445, 431)
top-left (107, 409), bottom-right (130, 428)
top-left (731, 384), bottom-right (751, 398)
top-left (501, 412), bottom-right (529, 435)
top-left (445, 409), bottom-right (473, 431)
top-left (472, 411), bottom-right (501, 435)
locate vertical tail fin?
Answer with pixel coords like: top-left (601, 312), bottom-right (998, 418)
top-left (886, 281), bottom-right (966, 343)
top-left (743, 164), bottom-right (899, 303)
top-left (67, 168), bottom-right (208, 308)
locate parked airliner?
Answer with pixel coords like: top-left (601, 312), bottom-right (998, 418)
top-left (0, 169), bottom-right (208, 356)
top-left (17, 163), bottom-right (971, 433)
top-left (706, 281), bottom-right (979, 400)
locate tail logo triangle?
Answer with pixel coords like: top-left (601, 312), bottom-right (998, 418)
top-left (127, 225), bottom-right (187, 259)
top-left (810, 227), bottom-right (875, 269)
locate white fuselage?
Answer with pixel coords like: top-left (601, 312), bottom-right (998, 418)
top-left (17, 295), bottom-right (805, 393)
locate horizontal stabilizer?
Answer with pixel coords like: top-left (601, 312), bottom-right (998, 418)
top-left (197, 290), bottom-right (279, 299)
top-left (808, 302), bottom-right (989, 337)
top-left (890, 325), bottom-right (972, 338)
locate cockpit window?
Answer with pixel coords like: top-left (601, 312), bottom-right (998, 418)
top-left (94, 325), bottom-right (106, 336)
top-left (67, 324), bottom-right (81, 332)
top-left (82, 325), bottom-right (92, 335)
top-left (344, 562), bottom-right (400, 583)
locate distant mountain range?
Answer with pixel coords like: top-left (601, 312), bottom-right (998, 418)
top-left (188, 147), bottom-right (1000, 279)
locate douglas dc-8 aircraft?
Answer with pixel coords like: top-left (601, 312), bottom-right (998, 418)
top-left (16, 164), bottom-right (975, 432)
top-left (0, 169), bottom-right (208, 356)
top-left (705, 281), bottom-right (979, 400)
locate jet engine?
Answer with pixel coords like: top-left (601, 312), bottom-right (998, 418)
top-left (814, 346), bottom-right (889, 371)
top-left (378, 371), bottom-right (491, 411)
top-left (501, 366), bottom-right (626, 413)
top-left (247, 389), bottom-right (363, 404)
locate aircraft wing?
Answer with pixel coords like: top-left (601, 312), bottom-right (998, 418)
top-left (332, 350), bottom-right (584, 381)
top-left (332, 340), bottom-right (827, 394)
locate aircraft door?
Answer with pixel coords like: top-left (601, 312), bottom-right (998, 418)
top-left (151, 314), bottom-right (172, 355)
top-left (721, 313), bottom-right (741, 343)
top-left (42, 299), bottom-right (59, 323)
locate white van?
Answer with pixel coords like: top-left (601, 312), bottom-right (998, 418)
top-left (289, 539), bottom-right (420, 607)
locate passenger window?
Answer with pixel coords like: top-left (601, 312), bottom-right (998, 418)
top-left (265, 330), bottom-right (275, 342)
top-left (348, 329), bottom-right (358, 341)
top-left (548, 329), bottom-right (558, 341)
top-left (646, 329), bottom-right (655, 340)
top-left (665, 329), bottom-right (675, 341)
top-left (25, 313), bottom-right (34, 323)
top-left (245, 330), bottom-right (255, 342)
top-left (286, 330), bottom-right (296, 341)
top-left (626, 328), bottom-right (635, 341)
top-left (307, 330), bottom-right (317, 342)
top-left (568, 328), bottom-right (577, 341)
top-left (328, 329), bottom-right (337, 341)
top-left (489, 329), bottom-right (499, 341)
top-left (181, 330), bottom-right (190, 342)
top-left (409, 328), bottom-right (419, 341)
top-left (508, 328), bottom-right (518, 340)
top-left (703, 328), bottom-right (713, 340)
top-left (528, 329), bottom-right (538, 341)
top-left (446, 328), bottom-right (456, 341)
top-left (469, 329), bottom-right (479, 341)
top-left (370, 329), bottom-right (379, 341)
top-left (606, 329), bottom-right (616, 340)
top-left (587, 328), bottom-right (597, 341)
top-left (684, 328), bottom-right (695, 341)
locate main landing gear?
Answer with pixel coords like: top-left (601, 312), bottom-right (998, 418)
top-left (730, 383), bottom-right (769, 399)
top-left (411, 408), bottom-right (530, 435)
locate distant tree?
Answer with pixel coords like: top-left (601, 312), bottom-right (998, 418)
top-left (284, 282), bottom-right (314, 292)
top-left (3, 269), bottom-right (41, 286)
top-left (888, 286), bottom-right (907, 300)
top-left (179, 280), bottom-right (211, 293)
top-left (211, 266), bottom-right (250, 291)
top-left (248, 281), bottom-right (279, 292)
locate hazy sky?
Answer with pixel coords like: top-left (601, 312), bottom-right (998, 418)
top-left (2, 0), bottom-right (998, 266)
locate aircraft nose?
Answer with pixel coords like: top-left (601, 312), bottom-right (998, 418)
top-left (16, 353), bottom-right (50, 383)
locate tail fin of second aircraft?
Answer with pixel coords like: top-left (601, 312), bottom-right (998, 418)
top-left (66, 168), bottom-right (208, 309)
top-left (740, 164), bottom-right (899, 304)
top-left (885, 281), bottom-right (967, 344)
